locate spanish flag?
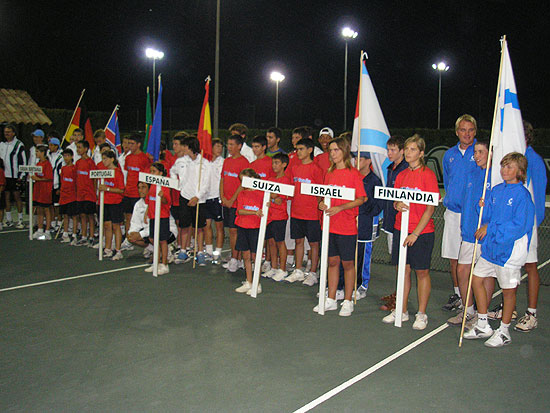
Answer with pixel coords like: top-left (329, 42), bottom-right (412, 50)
top-left (63, 104), bottom-right (94, 149)
top-left (197, 77), bottom-right (213, 161)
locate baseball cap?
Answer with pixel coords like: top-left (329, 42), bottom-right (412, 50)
top-left (49, 137), bottom-right (61, 146)
top-left (32, 129), bottom-right (45, 137)
top-left (352, 151), bottom-right (371, 159)
top-left (319, 127), bottom-right (334, 138)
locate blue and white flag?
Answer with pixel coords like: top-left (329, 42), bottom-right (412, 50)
top-left (351, 53), bottom-right (391, 186)
top-left (491, 38), bottom-right (525, 188)
top-left (147, 76), bottom-right (162, 161)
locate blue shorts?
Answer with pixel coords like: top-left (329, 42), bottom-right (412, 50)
top-left (328, 233), bottom-right (357, 261)
top-left (290, 218), bottom-right (321, 243)
top-left (236, 227), bottom-right (260, 252)
top-left (266, 220), bottom-right (286, 242)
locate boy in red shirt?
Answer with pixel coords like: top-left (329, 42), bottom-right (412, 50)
top-left (220, 135), bottom-right (250, 272)
top-left (250, 136), bottom-right (274, 179)
top-left (234, 169), bottom-right (265, 295)
top-left (123, 135), bottom-right (151, 234)
top-left (31, 146), bottom-right (53, 240)
top-left (286, 138), bottom-right (324, 284)
top-left (75, 140), bottom-right (97, 246)
top-left (314, 127), bottom-right (333, 173)
top-left (262, 153), bottom-right (293, 282)
top-left (59, 149), bottom-right (79, 243)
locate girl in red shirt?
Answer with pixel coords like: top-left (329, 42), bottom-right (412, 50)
top-left (144, 162), bottom-right (172, 275)
top-left (32, 146), bottom-right (54, 240)
top-left (234, 169), bottom-right (265, 295)
top-left (318, 138), bottom-right (366, 316)
top-left (383, 134), bottom-right (439, 330)
top-left (98, 151), bottom-right (126, 260)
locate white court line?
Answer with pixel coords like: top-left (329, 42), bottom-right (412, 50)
top-left (0, 229), bottom-right (27, 234)
top-left (0, 264), bottom-right (148, 293)
top-left (293, 259), bottom-right (549, 413)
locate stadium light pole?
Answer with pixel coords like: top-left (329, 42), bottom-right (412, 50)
top-left (146, 48), bottom-right (165, 108)
top-left (342, 27), bottom-right (358, 131)
top-left (270, 71), bottom-right (285, 127)
top-left (432, 61), bottom-right (449, 129)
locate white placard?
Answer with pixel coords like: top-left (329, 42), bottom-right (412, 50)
top-left (300, 183), bottom-right (355, 200)
top-left (242, 176), bottom-right (295, 197)
top-left (90, 169), bottom-right (115, 179)
top-left (139, 172), bottom-right (179, 190)
top-left (374, 186), bottom-right (439, 206)
top-left (19, 165), bottom-right (42, 174)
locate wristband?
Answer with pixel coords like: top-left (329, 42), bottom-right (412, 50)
top-left (412, 232), bottom-right (419, 237)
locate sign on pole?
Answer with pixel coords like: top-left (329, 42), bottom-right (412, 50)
top-left (19, 165), bottom-right (43, 240)
top-left (374, 186), bottom-right (439, 326)
top-left (241, 176), bottom-right (295, 298)
top-left (139, 172), bottom-right (180, 277)
top-left (91, 169), bottom-right (115, 261)
top-left (301, 183), bottom-right (355, 315)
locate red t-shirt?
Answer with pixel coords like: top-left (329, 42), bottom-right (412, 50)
top-left (0, 168), bottom-right (6, 187)
top-left (146, 184), bottom-right (172, 219)
top-left (287, 151), bottom-right (300, 179)
top-left (103, 168), bottom-right (125, 204)
top-left (393, 166), bottom-right (439, 234)
top-left (250, 156), bottom-right (274, 179)
top-left (235, 189), bottom-right (263, 229)
top-left (323, 168), bottom-right (366, 235)
top-left (314, 152), bottom-right (331, 173)
top-left (124, 152), bottom-right (151, 198)
top-left (222, 155), bottom-right (250, 207)
top-left (75, 157), bottom-right (97, 202)
top-left (33, 160), bottom-right (53, 204)
top-left (290, 161), bottom-right (324, 220)
top-left (59, 165), bottom-right (77, 205)
top-left (268, 174), bottom-right (292, 223)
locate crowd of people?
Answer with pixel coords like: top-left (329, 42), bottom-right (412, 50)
top-left (0, 116), bottom-right (546, 347)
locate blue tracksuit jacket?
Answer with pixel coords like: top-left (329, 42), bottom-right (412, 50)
top-left (461, 166), bottom-right (491, 243)
top-left (525, 146), bottom-right (547, 227)
top-left (443, 142), bottom-right (476, 212)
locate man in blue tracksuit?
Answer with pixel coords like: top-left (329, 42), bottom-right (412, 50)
top-left (441, 114), bottom-right (477, 311)
top-left (464, 152), bottom-right (534, 347)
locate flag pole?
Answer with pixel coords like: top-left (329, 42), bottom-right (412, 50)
top-left (62, 89), bottom-right (86, 143)
top-left (459, 35), bottom-right (506, 347)
top-left (103, 105), bottom-right (119, 130)
top-left (192, 150), bottom-right (204, 269)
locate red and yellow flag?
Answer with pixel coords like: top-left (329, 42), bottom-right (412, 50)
top-left (63, 105), bottom-right (94, 149)
top-left (197, 78), bottom-right (213, 161)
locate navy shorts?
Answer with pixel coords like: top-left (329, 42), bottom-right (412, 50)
top-left (236, 227), bottom-right (260, 252)
top-left (328, 233), bottom-right (357, 261)
top-left (149, 217), bottom-right (170, 241)
top-left (204, 198), bottom-right (223, 222)
top-left (178, 197), bottom-right (206, 228)
top-left (170, 205), bottom-right (180, 222)
top-left (391, 230), bottom-right (434, 270)
top-left (104, 203), bottom-right (124, 224)
top-left (0, 191), bottom-right (5, 209)
top-left (223, 207), bottom-right (237, 229)
top-left (290, 218), bottom-right (321, 243)
top-left (60, 201), bottom-right (78, 216)
top-left (5, 178), bottom-right (19, 192)
top-left (77, 200), bottom-right (96, 215)
top-left (266, 220), bottom-right (286, 242)
top-left (51, 189), bottom-right (60, 206)
top-left (122, 196), bottom-right (139, 214)
top-left (34, 201), bottom-right (51, 208)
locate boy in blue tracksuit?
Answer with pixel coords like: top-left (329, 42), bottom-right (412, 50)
top-left (464, 152), bottom-right (534, 347)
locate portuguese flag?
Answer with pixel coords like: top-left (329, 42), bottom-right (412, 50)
top-left (143, 87), bottom-right (153, 151)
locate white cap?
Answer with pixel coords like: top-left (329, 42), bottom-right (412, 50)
top-left (319, 127), bottom-right (334, 138)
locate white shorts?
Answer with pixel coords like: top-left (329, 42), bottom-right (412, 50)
top-left (441, 209), bottom-right (462, 259)
top-left (458, 241), bottom-right (482, 265)
top-left (526, 224), bottom-right (538, 263)
top-left (473, 257), bottom-right (521, 289)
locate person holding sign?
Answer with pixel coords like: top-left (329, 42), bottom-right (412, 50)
top-left (97, 151), bottom-right (125, 260)
top-left (234, 169), bottom-right (265, 295)
top-left (316, 138), bottom-right (366, 316)
top-left (144, 162), bottom-right (172, 275)
top-left (382, 135), bottom-right (439, 330)
top-left (31, 146), bottom-right (54, 240)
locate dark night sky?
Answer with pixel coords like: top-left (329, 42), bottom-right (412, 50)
top-left (1, 0), bottom-right (549, 131)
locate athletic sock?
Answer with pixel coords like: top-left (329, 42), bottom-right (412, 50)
top-left (477, 314), bottom-right (488, 328)
top-left (18, 212), bottom-right (23, 221)
top-left (215, 247), bottom-right (222, 255)
top-left (527, 308), bottom-right (537, 317)
top-left (454, 286), bottom-right (460, 296)
top-left (287, 255), bottom-right (295, 265)
top-left (63, 231), bottom-right (68, 237)
top-left (466, 305), bottom-right (475, 316)
top-left (6, 212), bottom-right (12, 221)
top-left (500, 322), bottom-right (510, 333)
top-left (206, 244), bottom-right (213, 255)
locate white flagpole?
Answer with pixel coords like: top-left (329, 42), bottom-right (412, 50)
top-left (317, 196), bottom-right (331, 315)
top-left (153, 184), bottom-right (161, 277)
top-left (98, 178), bottom-right (105, 261)
top-left (28, 178), bottom-right (34, 240)
top-left (250, 191), bottom-right (270, 298)
top-left (193, 151), bottom-right (204, 269)
top-left (394, 208), bottom-right (409, 327)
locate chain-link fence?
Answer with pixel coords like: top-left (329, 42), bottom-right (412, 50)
top-left (372, 204), bottom-right (550, 286)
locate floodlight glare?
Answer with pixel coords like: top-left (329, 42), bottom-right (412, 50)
top-left (342, 27), bottom-right (358, 39)
top-left (146, 48), bottom-right (164, 60)
top-left (270, 71), bottom-right (285, 82)
top-left (434, 61), bottom-right (449, 71)
top-left (432, 62), bottom-right (450, 129)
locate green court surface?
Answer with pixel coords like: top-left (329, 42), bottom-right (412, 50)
top-left (1, 231), bottom-right (549, 412)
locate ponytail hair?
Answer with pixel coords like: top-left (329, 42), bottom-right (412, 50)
top-left (151, 162), bottom-right (167, 176)
top-left (102, 150), bottom-right (119, 167)
top-left (404, 134), bottom-right (426, 168)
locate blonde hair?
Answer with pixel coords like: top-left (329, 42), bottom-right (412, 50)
top-left (501, 152), bottom-right (527, 183)
top-left (93, 129), bottom-right (106, 139)
top-left (328, 137), bottom-right (353, 173)
top-left (404, 134), bottom-right (426, 167)
top-left (455, 114), bottom-right (477, 132)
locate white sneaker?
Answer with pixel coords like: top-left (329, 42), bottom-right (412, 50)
top-left (271, 269), bottom-right (288, 282)
top-left (120, 239), bottom-right (134, 251)
top-left (112, 250), bottom-right (124, 261)
top-left (339, 300), bottom-right (354, 317)
top-left (353, 286), bottom-right (368, 300)
top-left (261, 261), bottom-right (271, 273)
top-left (143, 244), bottom-right (154, 259)
top-left (382, 310), bottom-right (409, 324)
top-left (284, 269), bottom-right (305, 283)
top-left (144, 265), bottom-right (154, 273)
top-left (335, 289), bottom-right (345, 301)
top-left (167, 251), bottom-right (175, 264)
top-left (484, 327), bottom-right (512, 347)
top-left (157, 264), bottom-right (170, 275)
top-left (412, 313), bottom-right (428, 330)
top-left (61, 234), bottom-right (71, 243)
top-left (262, 269), bottom-right (276, 278)
top-left (302, 272), bottom-right (318, 286)
top-left (313, 297), bottom-right (338, 313)
top-left (305, 259), bottom-right (312, 273)
top-left (38, 231), bottom-right (52, 240)
top-left (15, 220), bottom-right (24, 229)
top-left (246, 284), bottom-right (262, 295)
top-left (235, 281), bottom-right (252, 293)
top-left (464, 323), bottom-right (494, 340)
top-left (32, 230), bottom-right (42, 239)
top-left (103, 248), bottom-right (114, 258)
top-left (227, 258), bottom-right (239, 273)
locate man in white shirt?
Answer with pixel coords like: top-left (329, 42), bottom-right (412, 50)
top-left (66, 128), bottom-right (90, 162)
top-left (229, 123), bottom-right (256, 162)
top-left (92, 129), bottom-right (117, 164)
top-left (204, 138), bottom-right (225, 262)
top-left (29, 129), bottom-right (46, 166)
top-left (0, 124), bottom-right (27, 227)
